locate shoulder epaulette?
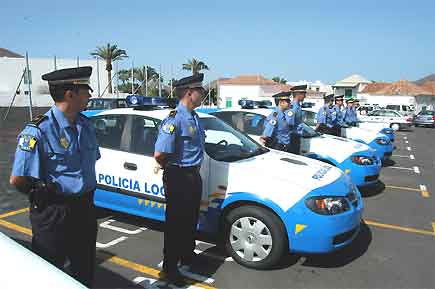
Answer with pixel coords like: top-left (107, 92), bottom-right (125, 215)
top-left (169, 110), bottom-right (177, 117)
top-left (29, 114), bottom-right (48, 126)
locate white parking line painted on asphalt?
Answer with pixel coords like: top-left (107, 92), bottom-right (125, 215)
top-left (404, 136), bottom-right (408, 140)
top-left (393, 155), bottom-right (411, 158)
top-left (410, 154), bottom-right (415, 160)
top-left (414, 166), bottom-right (421, 174)
top-left (420, 185), bottom-right (430, 198)
top-left (405, 140), bottom-right (409, 144)
top-left (389, 166), bottom-right (414, 171)
top-left (407, 146), bottom-right (412, 151)
top-left (133, 276), bottom-right (204, 289)
top-left (99, 219), bottom-right (147, 234)
top-left (96, 236), bottom-right (128, 248)
top-left (156, 262), bottom-right (216, 284)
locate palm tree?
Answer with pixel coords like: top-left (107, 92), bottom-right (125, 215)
top-left (117, 69), bottom-right (130, 85)
top-left (272, 76), bottom-right (287, 84)
top-left (91, 43), bottom-right (128, 94)
top-left (182, 58), bottom-right (209, 75)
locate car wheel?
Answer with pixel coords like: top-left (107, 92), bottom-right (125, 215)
top-left (223, 205), bottom-right (287, 269)
top-left (390, 123), bottom-right (400, 131)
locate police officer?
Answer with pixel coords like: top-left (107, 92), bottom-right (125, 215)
top-left (343, 98), bottom-right (357, 126)
top-left (316, 94), bottom-right (335, 135)
top-left (9, 67), bottom-right (100, 287)
top-left (260, 91), bottom-right (294, 152)
top-left (154, 73), bottom-right (206, 286)
top-left (289, 85), bottom-right (307, 154)
top-left (331, 95), bottom-right (345, 136)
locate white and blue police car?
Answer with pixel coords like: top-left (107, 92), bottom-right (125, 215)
top-left (88, 97), bottom-right (363, 269)
top-left (302, 108), bottom-right (394, 161)
top-left (210, 108), bottom-right (382, 187)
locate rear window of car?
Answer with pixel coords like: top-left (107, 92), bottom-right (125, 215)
top-left (419, 111), bottom-right (435, 115)
top-left (386, 105), bottom-right (400, 111)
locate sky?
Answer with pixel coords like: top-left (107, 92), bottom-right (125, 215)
top-left (1, 0), bottom-right (435, 83)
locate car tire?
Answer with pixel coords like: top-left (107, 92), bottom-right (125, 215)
top-left (390, 123), bottom-right (400, 131)
top-left (223, 205), bottom-right (287, 269)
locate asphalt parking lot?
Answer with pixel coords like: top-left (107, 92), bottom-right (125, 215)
top-left (1, 112), bottom-right (434, 288)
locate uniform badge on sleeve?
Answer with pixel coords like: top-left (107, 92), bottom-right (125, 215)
top-left (60, 137), bottom-right (69, 149)
top-left (18, 135), bottom-right (38, 152)
top-left (163, 124), bottom-right (175, 134)
top-left (269, 119), bottom-right (277, 126)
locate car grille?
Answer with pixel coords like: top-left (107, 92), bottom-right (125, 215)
top-left (333, 227), bottom-right (358, 245)
top-left (365, 175), bottom-right (379, 182)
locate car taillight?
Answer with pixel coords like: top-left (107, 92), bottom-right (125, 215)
top-left (432, 115), bottom-right (435, 121)
top-left (406, 117), bottom-right (412, 122)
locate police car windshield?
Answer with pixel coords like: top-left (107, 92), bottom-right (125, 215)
top-left (300, 123), bottom-right (320, 138)
top-left (199, 117), bottom-right (268, 162)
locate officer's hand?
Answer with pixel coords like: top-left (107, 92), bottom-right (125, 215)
top-left (259, 136), bottom-right (267, 145)
top-left (153, 161), bottom-right (162, 174)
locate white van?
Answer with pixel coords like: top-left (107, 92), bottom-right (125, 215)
top-left (385, 104), bottom-right (415, 116)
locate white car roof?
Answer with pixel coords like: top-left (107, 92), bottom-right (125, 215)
top-left (216, 107), bottom-right (273, 117)
top-left (96, 107), bottom-right (214, 120)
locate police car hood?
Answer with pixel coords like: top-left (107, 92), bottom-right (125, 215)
top-left (342, 127), bottom-right (386, 143)
top-left (308, 134), bottom-right (373, 163)
top-left (226, 150), bottom-right (344, 196)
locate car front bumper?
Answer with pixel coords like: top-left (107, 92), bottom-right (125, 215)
top-left (284, 180), bottom-right (364, 253)
top-left (337, 157), bottom-right (382, 187)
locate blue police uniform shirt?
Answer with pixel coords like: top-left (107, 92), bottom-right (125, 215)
top-left (262, 108), bottom-right (294, 145)
top-left (317, 105), bottom-right (335, 128)
top-left (11, 106), bottom-right (101, 195)
top-left (154, 104), bottom-right (205, 167)
top-left (343, 107), bottom-right (357, 124)
top-left (290, 100), bottom-right (304, 135)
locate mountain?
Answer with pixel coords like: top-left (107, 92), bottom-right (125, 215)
top-left (414, 74), bottom-right (435, 85)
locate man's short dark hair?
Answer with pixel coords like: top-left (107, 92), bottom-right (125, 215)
top-left (49, 85), bottom-right (86, 102)
top-left (175, 87), bottom-right (189, 99)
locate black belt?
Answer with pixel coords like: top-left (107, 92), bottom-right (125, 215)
top-left (166, 164), bottom-right (200, 171)
top-left (51, 189), bottom-right (95, 204)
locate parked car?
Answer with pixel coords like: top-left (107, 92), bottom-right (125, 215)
top-left (89, 97), bottom-right (363, 269)
top-left (302, 108), bottom-right (394, 162)
top-left (0, 232), bottom-right (86, 289)
top-left (414, 110), bottom-right (435, 127)
top-left (211, 108), bottom-right (382, 187)
top-left (85, 97), bottom-right (128, 117)
top-left (358, 109), bottom-right (413, 131)
top-left (385, 104), bottom-right (415, 116)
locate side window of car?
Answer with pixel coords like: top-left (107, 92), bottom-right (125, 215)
top-left (212, 112), bottom-right (234, 125)
top-left (130, 116), bottom-right (159, 156)
top-left (242, 113), bottom-right (265, 136)
top-left (92, 115), bottom-right (127, 151)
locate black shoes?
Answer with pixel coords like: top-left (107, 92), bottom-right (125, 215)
top-left (161, 267), bottom-right (186, 287)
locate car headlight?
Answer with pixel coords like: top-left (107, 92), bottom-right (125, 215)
top-left (375, 138), bottom-right (389, 145)
top-left (381, 128), bottom-right (394, 134)
top-left (305, 196), bottom-right (350, 215)
top-left (352, 155), bottom-right (374, 165)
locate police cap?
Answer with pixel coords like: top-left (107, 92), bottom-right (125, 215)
top-left (290, 84), bottom-right (307, 93)
top-left (324, 94), bottom-right (334, 102)
top-left (173, 73), bottom-right (204, 89)
top-left (335, 95), bottom-right (344, 102)
top-left (42, 66), bottom-right (93, 92)
top-left (346, 98), bottom-right (355, 104)
top-left (272, 91), bottom-right (291, 100)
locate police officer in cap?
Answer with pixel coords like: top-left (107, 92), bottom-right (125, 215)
top-left (343, 98), bottom-right (357, 126)
top-left (289, 85), bottom-right (307, 154)
top-left (331, 95), bottom-right (345, 136)
top-left (316, 93), bottom-right (335, 135)
top-left (154, 73), bottom-right (206, 286)
top-left (260, 91), bottom-right (294, 152)
top-left (9, 67), bottom-right (100, 287)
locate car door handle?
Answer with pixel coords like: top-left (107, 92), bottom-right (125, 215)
top-left (124, 162), bottom-right (137, 171)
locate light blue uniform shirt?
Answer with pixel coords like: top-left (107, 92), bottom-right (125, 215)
top-left (290, 100), bottom-right (304, 135)
top-left (317, 105), bottom-right (335, 128)
top-left (11, 106), bottom-right (101, 195)
top-left (154, 104), bottom-right (205, 167)
top-left (262, 108), bottom-right (294, 145)
top-left (332, 105), bottom-right (344, 126)
top-left (343, 107), bottom-right (358, 124)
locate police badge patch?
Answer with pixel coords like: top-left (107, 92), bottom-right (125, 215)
top-left (18, 135), bottom-right (38, 152)
top-left (269, 119), bottom-right (277, 125)
top-left (288, 111), bottom-right (294, 117)
top-left (60, 137), bottom-right (69, 149)
top-left (163, 124), bottom-right (175, 134)
top-left (188, 126), bottom-right (196, 135)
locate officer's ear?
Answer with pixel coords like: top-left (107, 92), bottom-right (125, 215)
top-left (64, 89), bottom-right (75, 102)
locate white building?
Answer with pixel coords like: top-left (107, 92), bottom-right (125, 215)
top-left (217, 75), bottom-right (291, 108)
top-left (333, 74), bottom-right (371, 99)
top-left (288, 80), bottom-right (332, 94)
top-left (0, 49), bottom-right (108, 107)
top-left (358, 80), bottom-right (435, 112)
